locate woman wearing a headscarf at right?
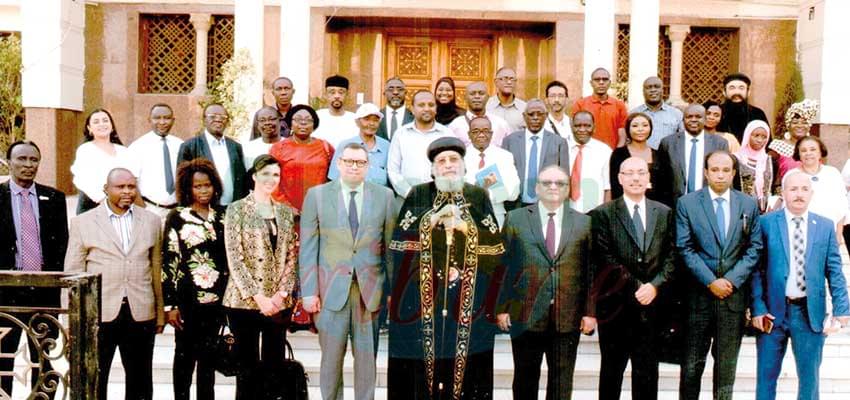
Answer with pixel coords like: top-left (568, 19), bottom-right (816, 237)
top-left (767, 99), bottom-right (819, 183)
top-left (734, 120), bottom-right (775, 212)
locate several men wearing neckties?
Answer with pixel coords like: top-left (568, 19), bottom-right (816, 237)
top-left (0, 141), bottom-right (68, 399)
top-left (300, 142), bottom-right (396, 400)
top-left (463, 116), bottom-right (520, 227)
top-left (128, 103), bottom-right (183, 217)
top-left (589, 157), bottom-right (675, 400)
top-left (657, 103), bottom-right (729, 208)
top-left (567, 111), bottom-right (612, 213)
top-left (502, 99), bottom-right (569, 210)
top-left (751, 170), bottom-right (849, 400)
top-left (498, 165), bottom-right (595, 400)
top-left (377, 77), bottom-right (414, 141)
top-left (675, 150), bottom-right (763, 400)
top-left (177, 103), bottom-right (248, 205)
top-left (65, 168), bottom-right (164, 400)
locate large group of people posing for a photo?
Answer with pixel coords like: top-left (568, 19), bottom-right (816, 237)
top-left (2, 69), bottom-right (849, 400)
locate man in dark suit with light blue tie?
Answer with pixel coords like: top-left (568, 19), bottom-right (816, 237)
top-left (502, 99), bottom-right (569, 210)
top-left (675, 150), bottom-right (763, 400)
top-left (751, 170), bottom-right (849, 400)
top-left (300, 142), bottom-right (396, 400)
top-left (657, 103), bottom-right (728, 208)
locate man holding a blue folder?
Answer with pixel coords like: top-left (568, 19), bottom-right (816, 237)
top-left (463, 116), bottom-right (520, 227)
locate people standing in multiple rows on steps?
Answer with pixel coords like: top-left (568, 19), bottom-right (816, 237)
top-left (33, 67), bottom-right (850, 400)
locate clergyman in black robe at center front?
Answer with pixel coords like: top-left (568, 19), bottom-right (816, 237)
top-left (386, 137), bottom-right (505, 400)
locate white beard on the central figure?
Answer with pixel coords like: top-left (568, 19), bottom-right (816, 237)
top-left (434, 175), bottom-right (464, 193)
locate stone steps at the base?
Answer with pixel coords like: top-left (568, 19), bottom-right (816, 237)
top-left (104, 384), bottom-right (850, 400)
top-left (9, 317), bottom-right (850, 395)
top-left (102, 331), bottom-right (850, 394)
top-left (153, 328), bottom-right (850, 355)
top-left (275, 330), bottom-right (850, 358)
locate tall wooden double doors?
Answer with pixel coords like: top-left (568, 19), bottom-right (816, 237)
top-left (385, 36), bottom-right (494, 108)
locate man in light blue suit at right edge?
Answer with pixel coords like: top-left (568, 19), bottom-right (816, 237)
top-left (751, 170), bottom-right (850, 400)
top-left (676, 149), bottom-right (763, 400)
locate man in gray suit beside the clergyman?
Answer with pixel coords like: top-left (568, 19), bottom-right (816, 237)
top-left (299, 142), bottom-right (396, 400)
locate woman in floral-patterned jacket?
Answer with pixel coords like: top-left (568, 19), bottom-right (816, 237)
top-left (223, 154), bottom-right (299, 400)
top-left (161, 158), bottom-right (227, 400)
